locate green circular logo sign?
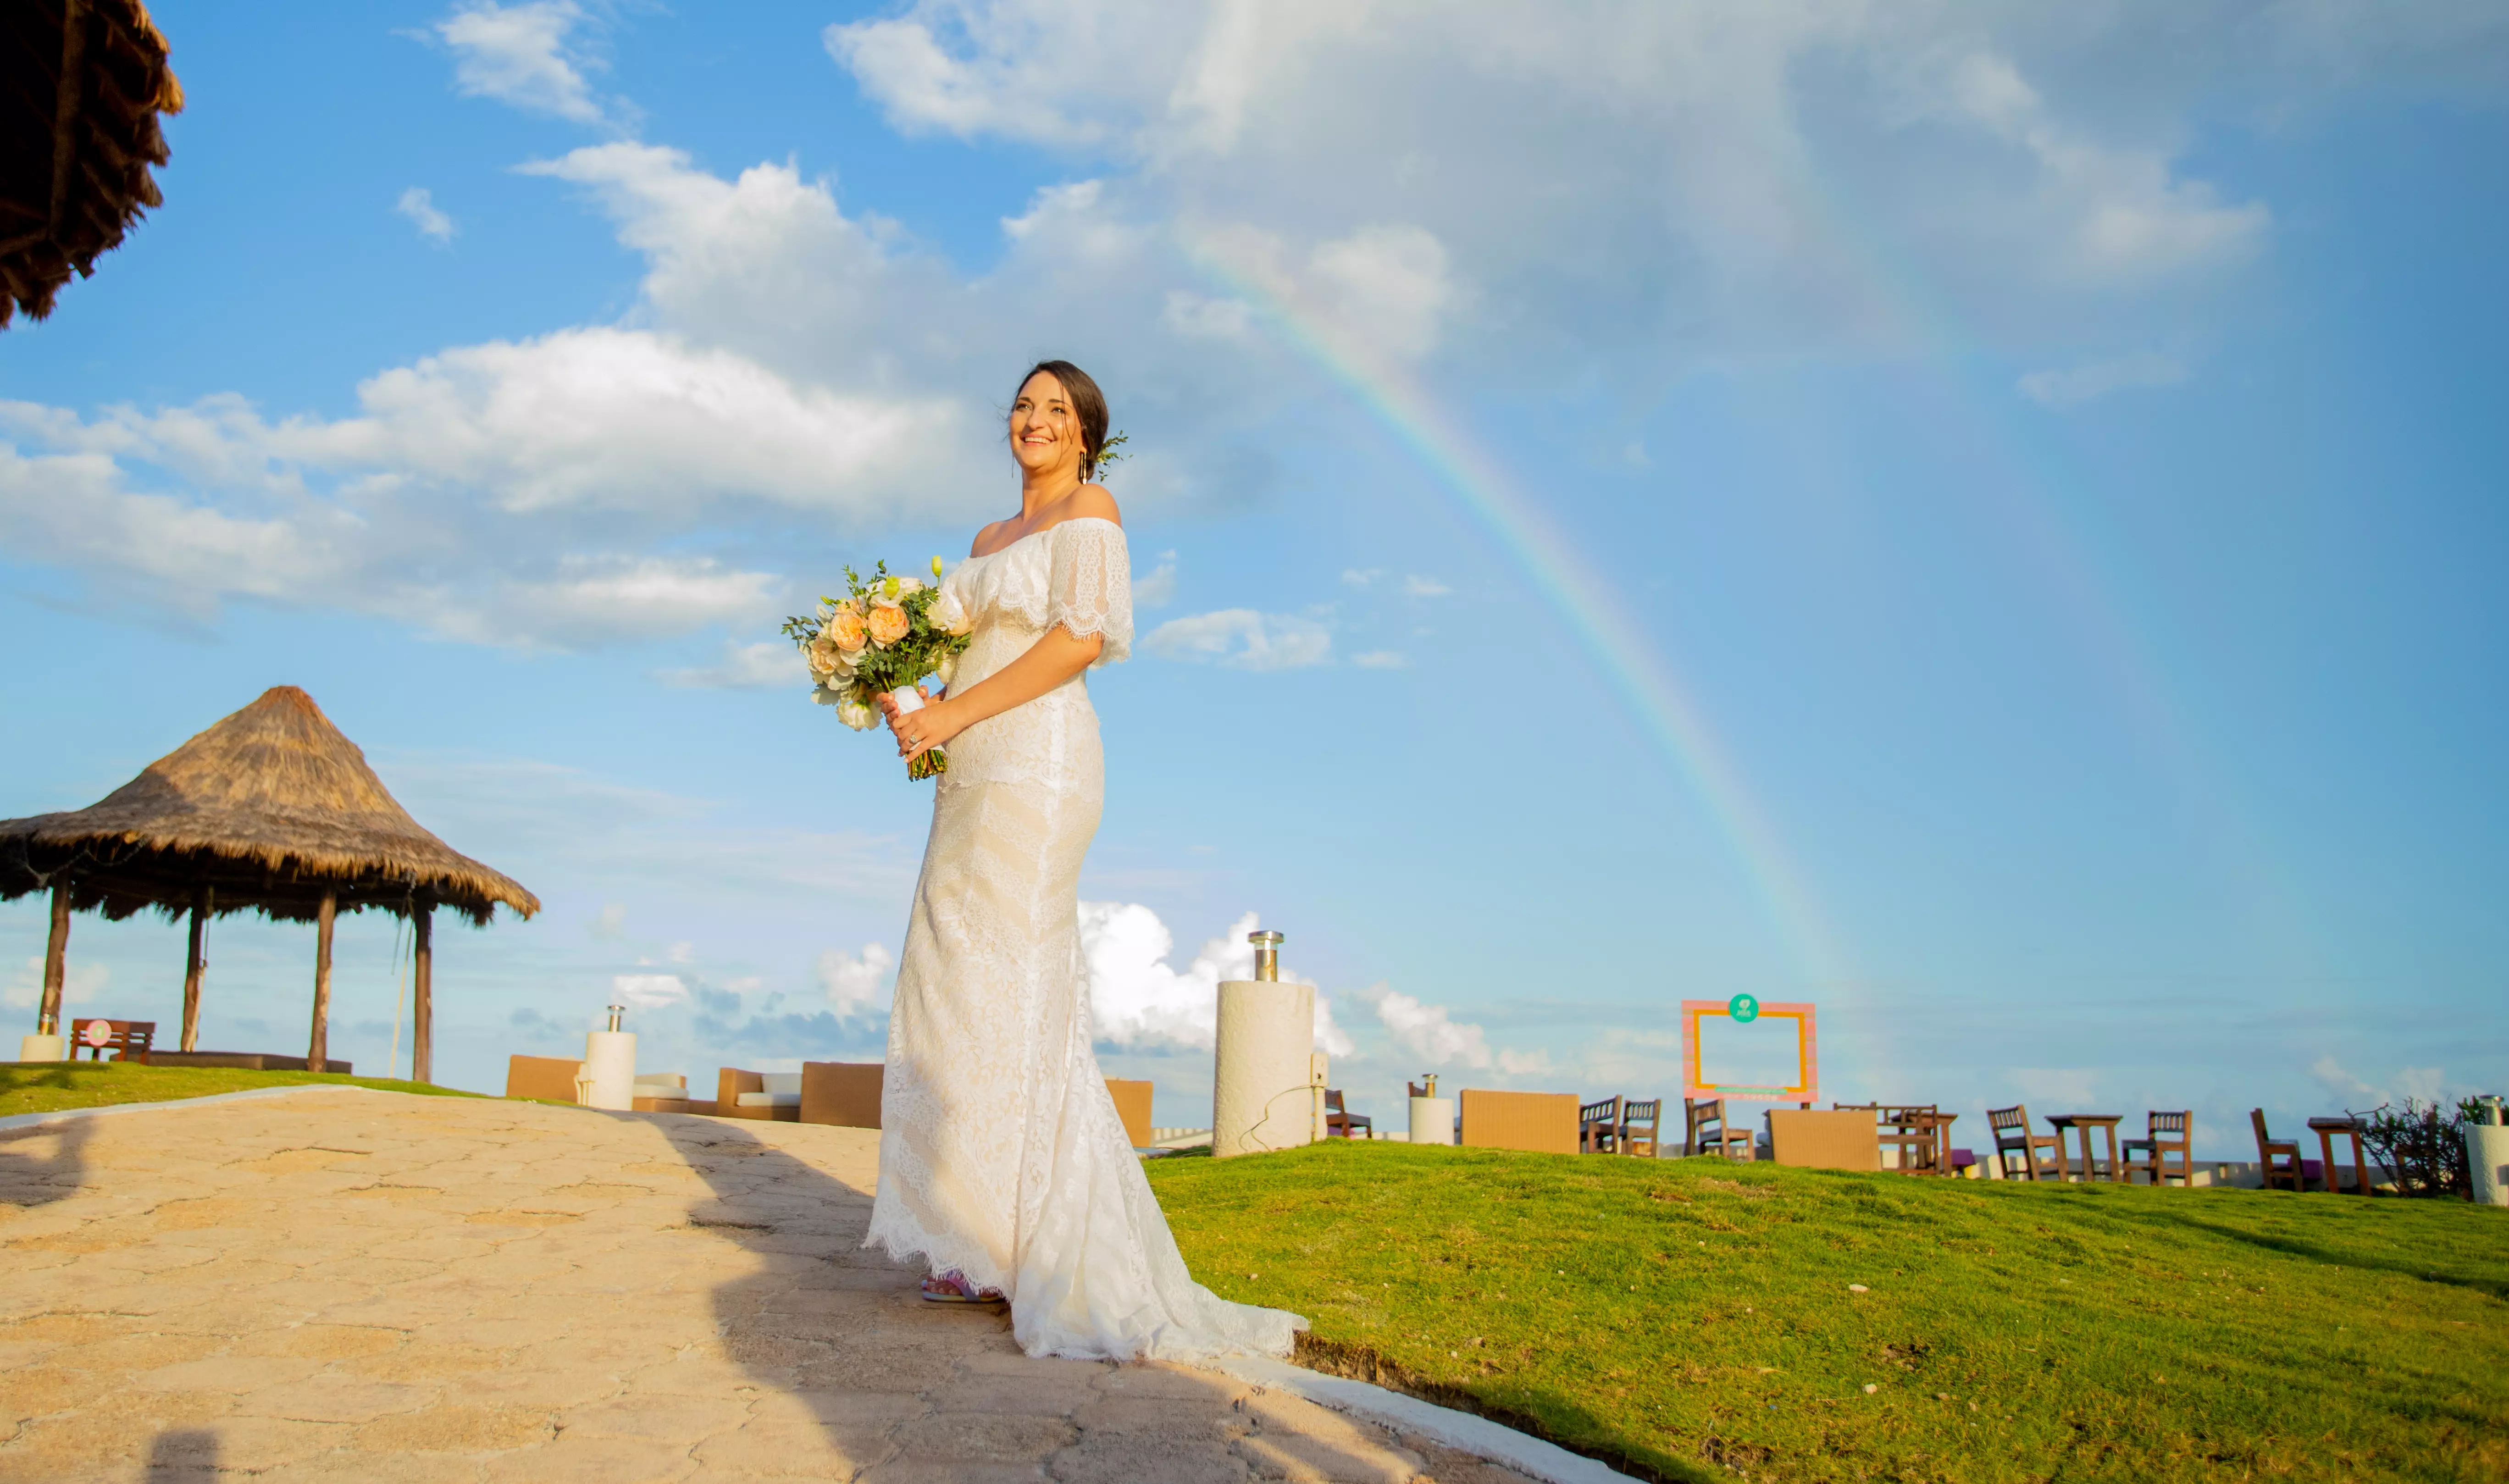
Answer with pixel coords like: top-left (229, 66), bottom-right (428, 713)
top-left (1728, 993), bottom-right (1760, 1024)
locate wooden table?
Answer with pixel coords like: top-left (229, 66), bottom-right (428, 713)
top-left (2309, 1116), bottom-right (2374, 1195)
top-left (1880, 1110), bottom-right (1959, 1175)
top-left (2044, 1114), bottom-right (2125, 1182)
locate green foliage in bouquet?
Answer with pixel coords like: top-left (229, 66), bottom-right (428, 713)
top-left (783, 557), bottom-right (973, 780)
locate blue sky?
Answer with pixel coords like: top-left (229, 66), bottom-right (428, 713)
top-left (4, 2), bottom-right (2503, 1153)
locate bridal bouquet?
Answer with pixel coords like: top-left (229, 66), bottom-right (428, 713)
top-left (783, 558), bottom-right (973, 780)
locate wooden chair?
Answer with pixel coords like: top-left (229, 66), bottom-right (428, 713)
top-left (1879, 1104), bottom-right (1943, 1175)
top-left (2251, 1109), bottom-right (2313, 1191)
top-left (1617, 1098), bottom-right (1662, 1158)
top-left (1324, 1089), bottom-right (1371, 1139)
top-left (1988, 1104), bottom-right (2060, 1180)
top-left (1579, 1096), bottom-right (1622, 1153)
top-left (2122, 1111), bottom-right (2193, 1187)
top-left (1684, 1097), bottom-right (1753, 1161)
top-left (69, 1019), bottom-right (154, 1063)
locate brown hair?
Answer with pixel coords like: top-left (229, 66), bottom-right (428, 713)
top-left (1012, 360), bottom-right (1110, 480)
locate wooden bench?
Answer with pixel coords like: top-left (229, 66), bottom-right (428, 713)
top-left (70, 1018), bottom-right (153, 1063)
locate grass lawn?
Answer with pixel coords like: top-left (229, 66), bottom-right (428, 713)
top-left (1149, 1141), bottom-right (2509, 1484)
top-left (0, 1060), bottom-right (480, 1119)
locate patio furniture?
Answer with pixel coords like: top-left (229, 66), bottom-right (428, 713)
top-left (1685, 1097), bottom-right (1753, 1161)
top-left (68, 1018), bottom-right (152, 1063)
top-left (1323, 1089), bottom-right (1371, 1139)
top-left (1618, 1098), bottom-right (1662, 1157)
top-left (1767, 1108), bottom-right (1879, 1170)
top-left (1988, 1105), bottom-right (2061, 1180)
top-left (1877, 1104), bottom-right (1948, 1174)
top-left (1106, 1078), bottom-right (1153, 1148)
top-left (2121, 1111), bottom-right (2193, 1187)
top-left (504, 1054), bottom-right (582, 1102)
top-left (1458, 1090), bottom-right (1579, 1154)
top-left (2309, 1116), bottom-right (2374, 1196)
top-left (1579, 1096), bottom-right (1623, 1153)
top-left (630, 1074), bottom-right (688, 1114)
top-left (795, 1062), bottom-right (883, 1127)
top-left (2251, 1109), bottom-right (2317, 1191)
top-left (2045, 1114), bottom-right (2125, 1182)
top-left (719, 1069), bottom-right (802, 1122)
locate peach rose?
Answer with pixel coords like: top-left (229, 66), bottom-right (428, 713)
top-left (866, 604), bottom-right (910, 646)
top-left (824, 606), bottom-right (868, 651)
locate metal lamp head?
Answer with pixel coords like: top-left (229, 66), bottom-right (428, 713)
top-left (604, 1002), bottom-right (626, 1033)
top-left (1247, 930), bottom-right (1284, 982)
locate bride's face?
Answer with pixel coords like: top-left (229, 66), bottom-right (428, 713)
top-left (1009, 371), bottom-right (1084, 480)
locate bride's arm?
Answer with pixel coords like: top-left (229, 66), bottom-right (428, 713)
top-left (877, 625), bottom-right (1102, 762)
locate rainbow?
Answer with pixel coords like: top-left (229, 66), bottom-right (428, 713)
top-left (1185, 237), bottom-right (1849, 986)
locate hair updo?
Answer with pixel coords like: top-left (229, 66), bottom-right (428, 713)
top-left (1013, 360), bottom-right (1110, 480)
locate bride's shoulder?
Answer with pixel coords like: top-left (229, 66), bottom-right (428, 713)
top-left (1057, 484), bottom-right (1122, 530)
top-left (969, 517), bottom-right (1014, 556)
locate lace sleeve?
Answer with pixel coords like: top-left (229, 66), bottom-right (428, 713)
top-left (1047, 518), bottom-right (1131, 666)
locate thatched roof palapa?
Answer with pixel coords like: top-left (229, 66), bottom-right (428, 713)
top-left (1, 0), bottom-right (182, 327)
top-left (0, 686), bottom-right (538, 927)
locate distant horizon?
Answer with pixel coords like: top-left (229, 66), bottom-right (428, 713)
top-left (5, 2), bottom-right (2503, 1158)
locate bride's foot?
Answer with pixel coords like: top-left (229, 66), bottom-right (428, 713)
top-left (919, 1270), bottom-right (1005, 1304)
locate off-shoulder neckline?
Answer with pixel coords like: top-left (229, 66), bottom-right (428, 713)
top-left (963, 514), bottom-right (1124, 563)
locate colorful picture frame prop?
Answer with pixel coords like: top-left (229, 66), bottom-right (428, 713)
top-left (1682, 998), bottom-right (1818, 1103)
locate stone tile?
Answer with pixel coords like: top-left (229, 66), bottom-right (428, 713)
top-left (1401, 1437), bottom-right (1545, 1484)
top-left (1054, 1435), bottom-right (1254, 1484)
top-left (480, 1434), bottom-right (698, 1484)
top-left (858, 1461), bottom-right (1047, 1484)
top-left (233, 1373), bottom-right (436, 1423)
top-left (1071, 1394), bottom-right (1247, 1443)
top-left (353, 1404), bottom-right (556, 1453)
top-left (557, 1393), bottom-right (752, 1443)
top-left (135, 1354), bottom-right (328, 1395)
top-left (1234, 1431), bottom-right (1425, 1484)
top-left (692, 1421), bottom-right (897, 1477)
top-left (927, 1373), bottom-right (1102, 1416)
top-left (889, 1413), bottom-right (1080, 1462)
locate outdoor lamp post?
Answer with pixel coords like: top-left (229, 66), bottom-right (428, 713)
top-left (1212, 928), bottom-right (1315, 1157)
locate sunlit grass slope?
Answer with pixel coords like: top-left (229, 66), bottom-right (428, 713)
top-left (1150, 1140), bottom-right (2509, 1484)
top-left (1, 1060), bottom-right (478, 1119)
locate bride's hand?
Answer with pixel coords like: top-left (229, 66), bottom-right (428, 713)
top-left (880, 687), bottom-right (966, 761)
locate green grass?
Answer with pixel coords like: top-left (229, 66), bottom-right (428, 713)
top-left (1148, 1141), bottom-right (2509, 1483)
top-left (1, 1060), bottom-right (480, 1119)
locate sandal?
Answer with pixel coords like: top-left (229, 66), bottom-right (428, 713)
top-left (919, 1270), bottom-right (1006, 1304)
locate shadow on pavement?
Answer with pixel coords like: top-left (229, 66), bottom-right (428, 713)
top-left (654, 1113), bottom-right (1456, 1482)
top-left (0, 1112), bottom-right (92, 1211)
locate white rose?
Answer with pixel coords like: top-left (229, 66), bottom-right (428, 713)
top-left (928, 589), bottom-right (972, 636)
top-left (895, 576), bottom-right (925, 596)
top-left (935, 652), bottom-right (957, 686)
top-left (836, 698), bottom-right (879, 731)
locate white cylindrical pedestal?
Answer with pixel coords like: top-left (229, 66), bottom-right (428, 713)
top-left (2469, 1125), bottom-right (2509, 1207)
top-left (18, 1034), bottom-right (65, 1062)
top-left (1212, 980), bottom-right (1315, 1158)
top-left (582, 1030), bottom-right (637, 1111)
top-left (1409, 1096), bottom-right (1456, 1146)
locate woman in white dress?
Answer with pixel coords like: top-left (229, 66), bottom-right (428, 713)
top-left (867, 361), bottom-right (1305, 1362)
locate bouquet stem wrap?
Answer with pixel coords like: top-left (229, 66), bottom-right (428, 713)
top-left (888, 686), bottom-right (947, 781)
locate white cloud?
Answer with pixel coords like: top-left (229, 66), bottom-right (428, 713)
top-left (2011, 1067), bottom-right (2099, 1108)
top-left (612, 972), bottom-right (688, 1008)
top-left (2313, 1054), bottom-right (2451, 1109)
top-left (435, 1), bottom-right (608, 126)
top-left (1341, 568), bottom-right (1384, 588)
top-left (1401, 575), bottom-right (1451, 598)
top-left (817, 942), bottom-right (897, 1019)
top-left (1144, 609), bottom-right (1331, 670)
top-left (657, 640), bottom-right (808, 690)
top-left (1351, 651), bottom-right (1407, 670)
top-left (590, 903), bottom-right (626, 939)
top-left (1133, 558), bottom-right (1177, 609)
top-left (395, 187), bottom-right (457, 245)
top-left (1080, 903), bottom-right (1336, 1053)
top-left (2019, 351), bottom-right (2191, 408)
top-left (3, 957), bottom-right (107, 1010)
top-left (1369, 986), bottom-right (1493, 1071)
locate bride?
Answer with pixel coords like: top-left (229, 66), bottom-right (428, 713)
top-left (865, 360), bottom-right (1305, 1362)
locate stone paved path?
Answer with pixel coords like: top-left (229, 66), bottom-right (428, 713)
top-left (0, 1089), bottom-right (1543, 1483)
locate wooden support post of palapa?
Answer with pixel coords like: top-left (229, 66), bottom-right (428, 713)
top-left (38, 878), bottom-right (71, 1035)
top-left (307, 888), bottom-right (337, 1071)
top-left (411, 900), bottom-right (434, 1085)
top-left (180, 881), bottom-right (212, 1053)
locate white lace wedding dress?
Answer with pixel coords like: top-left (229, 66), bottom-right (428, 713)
top-left (866, 516), bottom-right (1305, 1362)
